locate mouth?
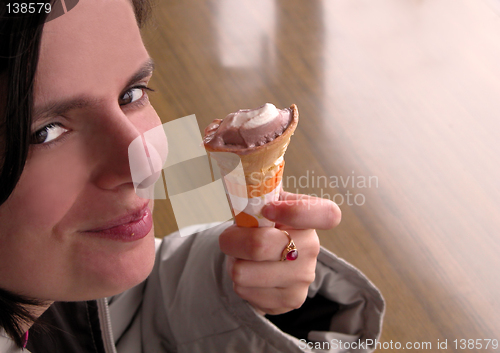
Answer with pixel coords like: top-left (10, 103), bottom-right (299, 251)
top-left (82, 201), bottom-right (153, 242)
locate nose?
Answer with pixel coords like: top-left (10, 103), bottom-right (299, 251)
top-left (90, 106), bottom-right (167, 194)
top-left (129, 124), bottom-right (169, 198)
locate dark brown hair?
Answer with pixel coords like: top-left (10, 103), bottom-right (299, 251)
top-left (0, 0), bottom-right (152, 347)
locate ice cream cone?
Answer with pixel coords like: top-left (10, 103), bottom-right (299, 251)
top-left (204, 104), bottom-right (299, 227)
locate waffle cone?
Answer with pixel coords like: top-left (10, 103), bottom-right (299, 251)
top-left (204, 104), bottom-right (299, 227)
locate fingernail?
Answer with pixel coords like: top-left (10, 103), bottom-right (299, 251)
top-left (262, 203), bottom-right (276, 220)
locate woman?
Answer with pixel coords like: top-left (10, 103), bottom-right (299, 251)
top-left (0, 0), bottom-right (384, 352)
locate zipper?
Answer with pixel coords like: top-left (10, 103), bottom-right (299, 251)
top-left (97, 298), bottom-right (118, 353)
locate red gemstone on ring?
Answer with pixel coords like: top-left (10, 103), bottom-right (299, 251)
top-left (286, 249), bottom-right (298, 261)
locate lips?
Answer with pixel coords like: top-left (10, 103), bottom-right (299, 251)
top-left (82, 202), bottom-right (153, 242)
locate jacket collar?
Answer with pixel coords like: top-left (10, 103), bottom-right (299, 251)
top-left (0, 329), bottom-right (28, 353)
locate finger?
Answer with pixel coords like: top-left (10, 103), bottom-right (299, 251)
top-left (233, 284), bottom-right (309, 315)
top-left (219, 226), bottom-right (319, 261)
top-left (228, 256), bottom-right (317, 288)
top-left (262, 193), bottom-right (341, 230)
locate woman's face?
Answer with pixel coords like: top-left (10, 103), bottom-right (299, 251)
top-left (0, 0), bottom-right (160, 301)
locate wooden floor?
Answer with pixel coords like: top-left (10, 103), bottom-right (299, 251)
top-left (143, 0), bottom-right (500, 350)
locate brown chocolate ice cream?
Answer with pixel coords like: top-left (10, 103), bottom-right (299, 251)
top-left (203, 103), bottom-right (292, 151)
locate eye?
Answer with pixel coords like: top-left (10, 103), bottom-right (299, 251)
top-left (119, 86), bottom-right (152, 106)
top-left (31, 123), bottom-right (69, 145)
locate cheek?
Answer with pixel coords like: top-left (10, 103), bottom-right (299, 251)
top-left (8, 143), bottom-right (90, 233)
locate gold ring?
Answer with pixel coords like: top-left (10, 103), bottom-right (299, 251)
top-left (280, 230), bottom-right (298, 261)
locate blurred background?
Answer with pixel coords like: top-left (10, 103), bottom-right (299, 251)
top-left (143, 0), bottom-right (500, 350)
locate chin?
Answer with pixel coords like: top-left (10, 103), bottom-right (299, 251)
top-left (106, 233), bottom-right (156, 296)
top-left (73, 231), bottom-right (157, 300)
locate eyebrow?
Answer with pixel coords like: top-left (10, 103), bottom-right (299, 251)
top-left (33, 58), bottom-right (155, 122)
top-left (124, 58), bottom-right (155, 90)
